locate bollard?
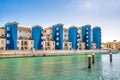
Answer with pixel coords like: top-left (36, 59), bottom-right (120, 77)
top-left (92, 53), bottom-right (95, 64)
top-left (88, 54), bottom-right (92, 68)
top-left (110, 52), bottom-right (112, 62)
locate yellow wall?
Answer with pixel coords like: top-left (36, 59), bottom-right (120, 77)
top-left (0, 28), bottom-right (4, 36)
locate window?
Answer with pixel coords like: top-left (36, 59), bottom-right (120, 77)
top-left (7, 40), bottom-right (10, 44)
top-left (7, 27), bottom-right (10, 31)
top-left (56, 37), bottom-right (59, 40)
top-left (86, 36), bottom-right (88, 38)
top-left (87, 44), bottom-right (89, 46)
top-left (56, 32), bottom-right (59, 35)
top-left (86, 40), bottom-right (88, 42)
top-left (26, 30), bottom-right (28, 33)
top-left (41, 42), bottom-right (43, 45)
top-left (41, 31), bottom-right (43, 34)
top-left (30, 47), bottom-right (33, 50)
top-left (56, 27), bottom-right (59, 30)
top-left (64, 35), bottom-right (67, 37)
top-left (56, 42), bottom-right (59, 45)
top-left (17, 41), bottom-right (19, 44)
top-left (86, 28), bottom-right (88, 30)
top-left (7, 34), bottom-right (10, 37)
top-left (19, 30), bottom-right (21, 33)
top-left (1, 40), bottom-right (4, 44)
top-left (86, 32), bottom-right (88, 34)
top-left (2, 34), bottom-right (4, 36)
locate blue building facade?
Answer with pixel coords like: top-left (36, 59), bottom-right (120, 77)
top-left (52, 24), bottom-right (63, 50)
top-left (93, 27), bottom-right (101, 49)
top-left (5, 22), bottom-right (18, 50)
top-left (2, 21), bottom-right (102, 51)
top-left (69, 26), bottom-right (78, 50)
top-left (82, 25), bottom-right (92, 49)
top-left (32, 25), bottom-right (43, 50)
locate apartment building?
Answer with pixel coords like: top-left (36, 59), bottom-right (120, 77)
top-left (32, 25), bottom-right (43, 50)
top-left (0, 27), bottom-right (6, 50)
top-left (42, 27), bottom-right (55, 50)
top-left (69, 26), bottom-right (78, 50)
top-left (17, 38), bottom-right (34, 50)
top-left (52, 24), bottom-right (63, 50)
top-left (93, 27), bottom-right (101, 49)
top-left (63, 28), bottom-right (72, 50)
top-left (18, 26), bottom-right (31, 39)
top-left (1, 21), bottom-right (102, 50)
top-left (5, 22), bottom-right (18, 50)
top-left (77, 27), bottom-right (86, 50)
top-left (102, 42), bottom-right (117, 50)
top-left (82, 24), bottom-right (92, 50)
top-left (17, 26), bottom-right (34, 50)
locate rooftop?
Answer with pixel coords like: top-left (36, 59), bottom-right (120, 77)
top-left (69, 26), bottom-right (77, 28)
top-left (32, 25), bottom-right (43, 28)
top-left (18, 26), bottom-right (31, 31)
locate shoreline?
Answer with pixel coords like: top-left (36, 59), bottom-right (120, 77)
top-left (0, 50), bottom-right (113, 58)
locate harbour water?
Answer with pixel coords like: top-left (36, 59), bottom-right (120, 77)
top-left (0, 53), bottom-right (120, 80)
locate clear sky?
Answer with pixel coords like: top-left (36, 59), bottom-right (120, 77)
top-left (0, 0), bottom-right (120, 42)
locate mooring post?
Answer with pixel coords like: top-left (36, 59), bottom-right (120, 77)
top-left (88, 54), bottom-right (92, 68)
top-left (92, 53), bottom-right (95, 64)
top-left (110, 52), bottom-right (112, 62)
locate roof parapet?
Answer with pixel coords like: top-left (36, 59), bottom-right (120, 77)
top-left (93, 26), bottom-right (101, 28)
top-left (11, 21), bottom-right (19, 25)
top-left (32, 25), bottom-right (43, 28)
top-left (69, 26), bottom-right (77, 28)
top-left (53, 23), bottom-right (64, 27)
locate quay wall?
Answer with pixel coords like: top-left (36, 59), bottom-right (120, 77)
top-left (0, 50), bottom-right (111, 58)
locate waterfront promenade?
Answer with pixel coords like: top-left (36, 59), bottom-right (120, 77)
top-left (0, 50), bottom-right (111, 58)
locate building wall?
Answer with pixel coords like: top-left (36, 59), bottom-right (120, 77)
top-left (93, 27), bottom-right (101, 49)
top-left (63, 28), bottom-right (69, 41)
top-left (78, 42), bottom-right (85, 50)
top-left (92, 42), bottom-right (96, 50)
top-left (82, 25), bottom-right (92, 49)
top-left (116, 42), bottom-right (120, 50)
top-left (78, 27), bottom-right (82, 42)
top-left (63, 41), bottom-right (72, 50)
top-left (17, 39), bottom-right (34, 50)
top-left (0, 37), bottom-right (6, 50)
top-left (27, 39), bottom-right (34, 50)
top-left (18, 27), bottom-right (31, 39)
top-left (52, 24), bottom-right (63, 50)
top-left (43, 41), bottom-right (55, 50)
top-left (5, 22), bottom-right (18, 50)
top-left (42, 27), bottom-right (52, 40)
top-left (69, 26), bottom-right (78, 50)
top-left (32, 25), bottom-right (43, 50)
top-left (106, 42), bottom-right (117, 50)
top-left (42, 27), bottom-right (55, 50)
top-left (0, 28), bottom-right (4, 36)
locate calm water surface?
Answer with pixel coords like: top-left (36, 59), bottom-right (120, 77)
top-left (0, 54), bottom-right (120, 80)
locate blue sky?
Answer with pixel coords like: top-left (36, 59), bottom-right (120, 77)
top-left (0, 0), bottom-right (120, 42)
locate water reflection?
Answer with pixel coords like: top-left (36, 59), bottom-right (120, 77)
top-left (0, 54), bottom-right (120, 80)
